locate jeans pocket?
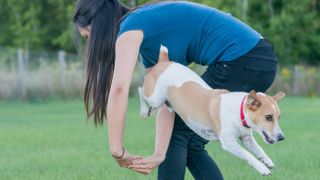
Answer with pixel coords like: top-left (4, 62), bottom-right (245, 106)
top-left (207, 63), bottom-right (228, 80)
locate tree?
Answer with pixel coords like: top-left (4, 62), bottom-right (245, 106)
top-left (0, 0), bottom-right (319, 64)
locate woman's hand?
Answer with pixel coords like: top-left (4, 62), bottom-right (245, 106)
top-left (128, 154), bottom-right (166, 175)
top-left (113, 150), bottom-right (143, 168)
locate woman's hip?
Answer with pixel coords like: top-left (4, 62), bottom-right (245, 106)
top-left (203, 39), bottom-right (278, 92)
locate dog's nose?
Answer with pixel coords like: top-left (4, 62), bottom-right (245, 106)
top-left (277, 134), bottom-right (285, 141)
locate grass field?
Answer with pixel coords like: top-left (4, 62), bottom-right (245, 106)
top-left (0, 97), bottom-right (319, 180)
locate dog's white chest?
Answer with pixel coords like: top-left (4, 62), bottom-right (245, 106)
top-left (185, 118), bottom-right (219, 141)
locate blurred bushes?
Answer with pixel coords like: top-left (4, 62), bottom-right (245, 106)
top-left (0, 48), bottom-right (84, 101)
top-left (0, 50), bottom-right (319, 101)
top-left (0, 0), bottom-right (320, 100)
top-left (270, 65), bottom-right (320, 96)
top-left (0, 0), bottom-right (319, 65)
top-left (0, 62), bottom-right (84, 101)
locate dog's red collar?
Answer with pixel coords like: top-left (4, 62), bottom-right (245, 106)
top-left (240, 95), bottom-right (251, 128)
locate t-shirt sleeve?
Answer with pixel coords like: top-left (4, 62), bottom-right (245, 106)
top-left (140, 54), bottom-right (155, 68)
top-left (117, 14), bottom-right (149, 38)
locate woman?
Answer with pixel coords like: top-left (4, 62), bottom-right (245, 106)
top-left (72, 0), bottom-right (277, 179)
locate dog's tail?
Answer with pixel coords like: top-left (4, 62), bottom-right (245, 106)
top-left (158, 45), bottom-right (169, 62)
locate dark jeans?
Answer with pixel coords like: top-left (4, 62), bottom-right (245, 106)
top-left (158, 39), bottom-right (278, 180)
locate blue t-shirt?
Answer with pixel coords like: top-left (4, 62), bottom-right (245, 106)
top-left (118, 1), bottom-right (261, 68)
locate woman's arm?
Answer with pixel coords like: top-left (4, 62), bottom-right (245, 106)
top-left (155, 105), bottom-right (175, 158)
top-left (107, 30), bottom-right (143, 160)
top-left (129, 104), bottom-right (175, 174)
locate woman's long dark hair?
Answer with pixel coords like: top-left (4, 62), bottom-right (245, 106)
top-left (73, 0), bottom-right (130, 125)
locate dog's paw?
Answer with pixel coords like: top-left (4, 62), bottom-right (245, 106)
top-left (262, 171), bottom-right (272, 176)
top-left (258, 164), bottom-right (272, 176)
top-left (140, 107), bottom-right (149, 119)
top-left (251, 160), bottom-right (272, 176)
top-left (259, 156), bottom-right (275, 169)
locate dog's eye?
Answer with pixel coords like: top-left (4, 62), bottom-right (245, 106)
top-left (265, 115), bottom-right (273, 121)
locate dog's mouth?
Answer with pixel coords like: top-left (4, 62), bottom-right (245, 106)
top-left (263, 131), bottom-right (275, 144)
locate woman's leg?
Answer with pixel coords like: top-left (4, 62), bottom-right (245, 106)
top-left (159, 118), bottom-right (224, 180)
top-left (183, 71), bottom-right (227, 180)
top-left (185, 39), bottom-right (277, 179)
top-left (186, 134), bottom-right (224, 180)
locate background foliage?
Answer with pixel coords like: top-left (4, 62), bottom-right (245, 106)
top-left (0, 0), bottom-right (319, 65)
top-left (0, 2), bottom-right (318, 179)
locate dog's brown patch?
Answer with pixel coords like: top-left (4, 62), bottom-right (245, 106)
top-left (143, 47), bottom-right (171, 97)
top-left (143, 62), bottom-right (172, 97)
top-left (167, 81), bottom-right (228, 133)
top-left (247, 93), bottom-right (282, 134)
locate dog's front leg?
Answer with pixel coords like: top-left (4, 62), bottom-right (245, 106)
top-left (220, 134), bottom-right (271, 176)
top-left (240, 134), bottom-right (274, 169)
top-left (138, 87), bottom-right (150, 119)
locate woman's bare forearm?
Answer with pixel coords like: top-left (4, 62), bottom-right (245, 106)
top-left (154, 105), bottom-right (175, 157)
top-left (107, 86), bottom-right (129, 156)
top-left (107, 30), bottom-right (143, 156)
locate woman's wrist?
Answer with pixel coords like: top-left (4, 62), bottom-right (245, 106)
top-left (111, 147), bottom-right (126, 159)
top-left (153, 152), bottom-right (166, 161)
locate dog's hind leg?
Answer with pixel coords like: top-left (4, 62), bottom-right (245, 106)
top-left (240, 134), bottom-right (274, 169)
top-left (138, 87), bottom-right (150, 119)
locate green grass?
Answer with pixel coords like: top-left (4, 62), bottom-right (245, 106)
top-left (0, 97), bottom-right (319, 180)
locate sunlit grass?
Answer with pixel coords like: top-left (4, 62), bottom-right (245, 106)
top-left (0, 97), bottom-right (319, 179)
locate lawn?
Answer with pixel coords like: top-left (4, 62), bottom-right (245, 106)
top-left (0, 97), bottom-right (319, 180)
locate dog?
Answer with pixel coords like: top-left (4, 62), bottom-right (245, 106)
top-left (138, 45), bottom-right (285, 176)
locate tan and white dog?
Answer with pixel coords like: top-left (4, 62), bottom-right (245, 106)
top-left (138, 45), bottom-right (285, 176)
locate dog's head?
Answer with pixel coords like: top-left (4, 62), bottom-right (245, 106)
top-left (246, 90), bottom-right (286, 144)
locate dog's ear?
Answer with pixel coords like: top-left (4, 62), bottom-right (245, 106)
top-left (247, 90), bottom-right (262, 111)
top-left (273, 92), bottom-right (286, 101)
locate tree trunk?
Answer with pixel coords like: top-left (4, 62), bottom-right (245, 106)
top-left (17, 49), bottom-right (26, 99)
top-left (293, 65), bottom-right (301, 95)
top-left (129, 0), bottom-right (137, 7)
top-left (241, 0), bottom-right (248, 22)
top-left (312, 0), bottom-right (319, 11)
top-left (58, 50), bottom-right (66, 91)
top-left (267, 0), bottom-right (274, 17)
